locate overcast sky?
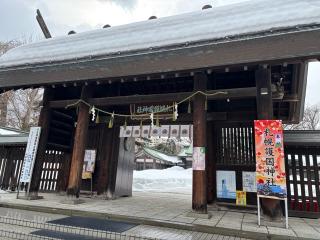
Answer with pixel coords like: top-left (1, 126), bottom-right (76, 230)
top-left (0, 0), bottom-right (319, 105)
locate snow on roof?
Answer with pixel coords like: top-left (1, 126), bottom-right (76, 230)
top-left (0, 0), bottom-right (319, 69)
top-left (143, 147), bottom-right (182, 164)
top-left (0, 126), bottom-right (28, 135)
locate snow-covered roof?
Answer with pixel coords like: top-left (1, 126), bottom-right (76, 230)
top-left (143, 147), bottom-right (182, 164)
top-left (0, 0), bottom-right (319, 69)
top-left (0, 126), bottom-right (28, 145)
top-left (0, 126), bottom-right (28, 135)
top-left (0, 134), bottom-right (28, 145)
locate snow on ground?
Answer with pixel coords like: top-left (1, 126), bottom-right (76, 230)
top-left (133, 166), bottom-right (192, 194)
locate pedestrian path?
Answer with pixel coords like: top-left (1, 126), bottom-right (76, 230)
top-left (0, 191), bottom-right (319, 239)
top-left (0, 207), bottom-right (249, 240)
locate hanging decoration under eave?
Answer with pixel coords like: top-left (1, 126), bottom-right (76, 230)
top-left (66, 90), bottom-right (228, 127)
top-left (108, 112), bottom-right (114, 128)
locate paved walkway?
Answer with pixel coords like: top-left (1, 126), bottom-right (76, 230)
top-left (0, 207), bottom-right (249, 240)
top-left (0, 191), bottom-right (319, 239)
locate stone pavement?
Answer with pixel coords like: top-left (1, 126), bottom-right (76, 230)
top-left (0, 206), bottom-right (250, 240)
top-left (0, 191), bottom-right (319, 239)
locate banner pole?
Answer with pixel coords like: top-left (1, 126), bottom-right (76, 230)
top-left (257, 195), bottom-right (261, 226)
top-left (285, 198), bottom-right (288, 229)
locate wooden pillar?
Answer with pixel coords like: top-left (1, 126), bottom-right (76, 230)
top-left (67, 86), bottom-right (92, 197)
top-left (255, 67), bottom-right (282, 218)
top-left (29, 87), bottom-right (52, 195)
top-left (192, 72), bottom-right (207, 213)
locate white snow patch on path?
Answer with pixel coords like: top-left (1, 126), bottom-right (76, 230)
top-left (133, 166), bottom-right (192, 194)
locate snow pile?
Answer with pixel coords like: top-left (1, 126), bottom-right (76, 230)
top-left (133, 166), bottom-right (192, 194)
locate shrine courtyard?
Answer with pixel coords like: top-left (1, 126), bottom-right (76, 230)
top-left (0, 191), bottom-right (319, 240)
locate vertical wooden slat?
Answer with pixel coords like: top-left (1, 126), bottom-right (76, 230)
top-left (230, 127), bottom-right (234, 165)
top-left (241, 127), bottom-right (245, 165)
top-left (245, 127), bottom-right (250, 164)
top-left (305, 154), bottom-right (314, 212)
top-left (298, 153), bottom-right (306, 211)
top-left (237, 127), bottom-right (241, 165)
top-left (2, 148), bottom-right (13, 189)
top-left (223, 128), bottom-right (227, 165)
top-left (312, 153), bottom-right (320, 211)
top-left (290, 152), bottom-right (299, 210)
top-left (284, 152), bottom-right (292, 210)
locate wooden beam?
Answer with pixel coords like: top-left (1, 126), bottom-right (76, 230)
top-left (255, 68), bottom-right (273, 119)
top-left (36, 9), bottom-right (52, 39)
top-left (192, 72), bottom-right (207, 214)
top-left (66, 86), bottom-right (92, 197)
top-left (49, 87), bottom-right (257, 108)
top-left (29, 87), bottom-right (52, 195)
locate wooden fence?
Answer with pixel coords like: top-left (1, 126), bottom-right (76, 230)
top-left (285, 147), bottom-right (320, 217)
top-left (0, 146), bottom-right (67, 192)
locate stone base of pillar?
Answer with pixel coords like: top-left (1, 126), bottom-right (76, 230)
top-left (186, 211), bottom-right (212, 219)
top-left (17, 192), bottom-right (44, 200)
top-left (60, 196), bottom-right (85, 205)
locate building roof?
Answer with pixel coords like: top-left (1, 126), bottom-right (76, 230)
top-left (0, 126), bottom-right (28, 146)
top-left (0, 134), bottom-right (28, 146)
top-left (143, 147), bottom-right (182, 164)
top-left (284, 130), bottom-right (320, 147)
top-left (1, 0), bottom-right (319, 70)
top-left (0, 126), bottom-right (28, 135)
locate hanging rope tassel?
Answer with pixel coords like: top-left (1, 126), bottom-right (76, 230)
top-left (187, 99), bottom-right (192, 114)
top-left (140, 119), bottom-right (143, 129)
top-left (76, 106), bottom-right (79, 116)
top-left (95, 112), bottom-right (100, 124)
top-left (173, 102), bottom-right (178, 121)
top-left (124, 117), bottom-right (127, 130)
top-left (108, 112), bottom-right (114, 128)
top-left (90, 106), bottom-right (96, 122)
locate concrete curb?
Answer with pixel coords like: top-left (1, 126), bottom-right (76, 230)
top-left (0, 202), bottom-right (314, 240)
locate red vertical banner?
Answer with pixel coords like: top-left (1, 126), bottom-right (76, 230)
top-left (254, 120), bottom-right (287, 199)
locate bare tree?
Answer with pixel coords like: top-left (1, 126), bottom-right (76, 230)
top-left (6, 89), bottom-right (43, 131)
top-left (0, 39), bottom-right (43, 130)
top-left (0, 40), bottom-right (22, 126)
top-left (284, 104), bottom-right (320, 130)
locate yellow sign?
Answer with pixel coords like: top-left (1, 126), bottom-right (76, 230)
top-left (236, 191), bottom-right (246, 206)
top-left (82, 172), bottom-right (92, 180)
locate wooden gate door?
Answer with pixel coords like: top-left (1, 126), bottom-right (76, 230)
top-left (214, 122), bottom-right (256, 205)
top-left (285, 147), bottom-right (320, 217)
